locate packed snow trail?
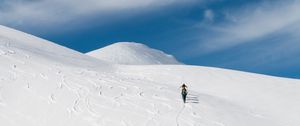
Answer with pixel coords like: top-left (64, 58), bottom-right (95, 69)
top-left (176, 104), bottom-right (186, 126)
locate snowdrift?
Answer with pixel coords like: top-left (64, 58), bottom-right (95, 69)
top-left (0, 25), bottom-right (300, 126)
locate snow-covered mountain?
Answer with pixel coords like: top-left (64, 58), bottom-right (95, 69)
top-left (1, 25), bottom-right (300, 126)
top-left (86, 42), bottom-right (181, 65)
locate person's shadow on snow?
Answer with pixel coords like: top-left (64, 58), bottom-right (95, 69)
top-left (186, 94), bottom-right (199, 104)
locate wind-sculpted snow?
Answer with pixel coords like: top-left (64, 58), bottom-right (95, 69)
top-left (0, 25), bottom-right (300, 126)
top-left (86, 42), bottom-right (182, 65)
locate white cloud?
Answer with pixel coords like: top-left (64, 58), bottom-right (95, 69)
top-left (204, 9), bottom-right (214, 22)
top-left (0, 0), bottom-right (197, 26)
top-left (192, 0), bottom-right (300, 55)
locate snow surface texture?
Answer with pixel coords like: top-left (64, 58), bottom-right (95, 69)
top-left (86, 42), bottom-right (181, 65)
top-left (1, 25), bottom-right (300, 126)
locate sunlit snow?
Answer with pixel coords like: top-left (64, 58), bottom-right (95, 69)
top-left (0, 25), bottom-right (300, 126)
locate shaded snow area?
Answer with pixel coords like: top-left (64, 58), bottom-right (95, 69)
top-left (86, 42), bottom-right (182, 65)
top-left (0, 25), bottom-right (300, 126)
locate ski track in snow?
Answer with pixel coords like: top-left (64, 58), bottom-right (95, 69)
top-left (176, 105), bottom-right (186, 126)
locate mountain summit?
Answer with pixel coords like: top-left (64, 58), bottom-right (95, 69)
top-left (86, 42), bottom-right (181, 65)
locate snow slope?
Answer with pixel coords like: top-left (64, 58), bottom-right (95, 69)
top-left (0, 25), bottom-right (111, 70)
top-left (86, 42), bottom-right (181, 65)
top-left (1, 25), bottom-right (300, 126)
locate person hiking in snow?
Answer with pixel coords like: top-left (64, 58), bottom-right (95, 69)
top-left (180, 84), bottom-right (188, 103)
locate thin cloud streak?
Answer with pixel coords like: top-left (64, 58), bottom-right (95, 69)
top-left (188, 0), bottom-right (300, 56)
top-left (0, 0), bottom-right (197, 27)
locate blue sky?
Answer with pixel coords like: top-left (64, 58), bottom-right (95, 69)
top-left (1, 0), bottom-right (300, 79)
